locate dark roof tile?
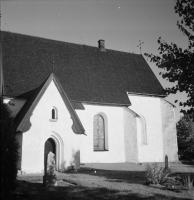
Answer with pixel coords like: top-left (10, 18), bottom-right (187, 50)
top-left (2, 31), bottom-right (165, 105)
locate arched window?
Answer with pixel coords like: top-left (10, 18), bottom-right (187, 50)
top-left (50, 107), bottom-right (58, 121)
top-left (52, 109), bottom-right (56, 119)
top-left (93, 114), bottom-right (105, 151)
top-left (139, 115), bottom-right (147, 145)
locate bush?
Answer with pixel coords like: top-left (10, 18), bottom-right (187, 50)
top-left (177, 115), bottom-right (194, 160)
top-left (145, 163), bottom-right (172, 185)
top-left (182, 175), bottom-right (194, 190)
top-left (1, 99), bottom-right (19, 199)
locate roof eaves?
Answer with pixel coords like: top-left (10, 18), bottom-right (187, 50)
top-left (15, 76), bottom-right (49, 132)
top-left (161, 98), bottom-right (176, 108)
top-left (74, 100), bottom-right (131, 107)
top-left (52, 74), bottom-right (85, 135)
top-left (127, 92), bottom-right (166, 98)
top-left (124, 107), bottom-right (141, 118)
top-left (141, 55), bottom-right (166, 95)
top-left (15, 73), bottom-right (85, 135)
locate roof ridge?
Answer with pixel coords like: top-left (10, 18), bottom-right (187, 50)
top-left (2, 31), bottom-right (166, 104)
top-left (1, 30), bottom-right (140, 55)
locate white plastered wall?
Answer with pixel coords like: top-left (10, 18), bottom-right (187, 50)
top-left (160, 99), bottom-right (178, 161)
top-left (17, 80), bottom-right (82, 173)
top-left (77, 105), bottom-right (126, 163)
top-left (128, 95), bottom-right (164, 162)
top-left (123, 107), bottom-right (138, 163)
top-left (5, 87), bottom-right (177, 167)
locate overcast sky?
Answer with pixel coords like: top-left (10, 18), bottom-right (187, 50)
top-left (1, 0), bottom-right (189, 121)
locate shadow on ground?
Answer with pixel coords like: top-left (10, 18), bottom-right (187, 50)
top-left (77, 167), bottom-right (146, 184)
top-left (9, 180), bottom-right (192, 200)
top-left (75, 167), bottom-right (194, 185)
top-left (180, 161), bottom-right (194, 168)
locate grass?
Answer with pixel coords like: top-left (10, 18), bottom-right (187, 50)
top-left (9, 162), bottom-right (194, 200)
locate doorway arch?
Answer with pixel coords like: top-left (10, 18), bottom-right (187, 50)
top-left (41, 132), bottom-right (64, 172)
top-left (44, 138), bottom-right (56, 168)
top-left (45, 138), bottom-right (56, 154)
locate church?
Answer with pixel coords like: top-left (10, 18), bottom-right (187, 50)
top-left (1, 31), bottom-right (178, 173)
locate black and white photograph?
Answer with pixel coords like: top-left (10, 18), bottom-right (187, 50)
top-left (1, 0), bottom-right (193, 199)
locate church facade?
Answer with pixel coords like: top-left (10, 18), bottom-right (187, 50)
top-left (1, 31), bottom-right (178, 173)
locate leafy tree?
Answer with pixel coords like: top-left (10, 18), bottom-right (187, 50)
top-left (177, 114), bottom-right (194, 160)
top-left (1, 99), bottom-right (19, 199)
top-left (145, 0), bottom-right (194, 119)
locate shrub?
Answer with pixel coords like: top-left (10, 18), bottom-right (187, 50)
top-left (145, 163), bottom-right (172, 185)
top-left (1, 99), bottom-right (19, 199)
top-left (182, 175), bottom-right (194, 190)
top-left (177, 115), bottom-right (194, 160)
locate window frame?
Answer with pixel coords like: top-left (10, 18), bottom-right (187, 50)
top-left (49, 107), bottom-right (58, 122)
top-left (93, 113), bottom-right (108, 151)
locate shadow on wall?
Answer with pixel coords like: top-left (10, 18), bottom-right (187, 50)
top-left (16, 131), bottom-right (23, 170)
top-left (13, 87), bottom-right (41, 134)
top-left (15, 113), bottom-right (33, 171)
top-left (13, 94), bottom-right (34, 171)
top-left (66, 150), bottom-right (80, 171)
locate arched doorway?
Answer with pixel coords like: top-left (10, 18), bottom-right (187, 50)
top-left (44, 138), bottom-right (56, 168)
top-left (41, 132), bottom-right (64, 172)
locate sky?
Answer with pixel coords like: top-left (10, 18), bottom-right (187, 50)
top-left (1, 0), bottom-right (189, 121)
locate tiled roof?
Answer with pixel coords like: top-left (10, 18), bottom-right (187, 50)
top-left (2, 31), bottom-right (165, 105)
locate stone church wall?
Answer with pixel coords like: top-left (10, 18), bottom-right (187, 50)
top-left (123, 107), bottom-right (138, 162)
top-left (77, 104), bottom-right (127, 163)
top-left (128, 95), bottom-right (164, 162)
top-left (5, 81), bottom-right (179, 172)
top-left (14, 80), bottom-right (82, 173)
top-left (160, 99), bottom-right (178, 162)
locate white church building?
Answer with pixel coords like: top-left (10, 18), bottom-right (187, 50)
top-left (1, 31), bottom-right (178, 173)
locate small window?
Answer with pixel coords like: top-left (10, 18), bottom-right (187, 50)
top-left (52, 109), bottom-right (56, 119)
top-left (50, 107), bottom-right (58, 122)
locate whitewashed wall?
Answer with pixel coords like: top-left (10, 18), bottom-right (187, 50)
top-left (123, 107), bottom-right (138, 163)
top-left (77, 105), bottom-right (127, 163)
top-left (160, 99), bottom-right (178, 161)
top-left (15, 80), bottom-right (82, 173)
top-left (4, 85), bottom-right (178, 171)
top-left (128, 95), bottom-right (164, 162)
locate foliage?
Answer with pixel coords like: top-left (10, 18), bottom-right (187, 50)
top-left (182, 175), bottom-right (194, 190)
top-left (177, 114), bottom-right (194, 160)
top-left (0, 99), bottom-right (19, 199)
top-left (144, 0), bottom-right (194, 119)
top-left (145, 163), bottom-right (173, 185)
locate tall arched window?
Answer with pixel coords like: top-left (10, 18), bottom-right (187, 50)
top-left (139, 115), bottom-right (147, 145)
top-left (93, 114), bottom-right (105, 151)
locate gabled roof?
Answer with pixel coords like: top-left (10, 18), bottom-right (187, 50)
top-left (2, 31), bottom-right (165, 105)
top-left (14, 73), bottom-right (85, 134)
